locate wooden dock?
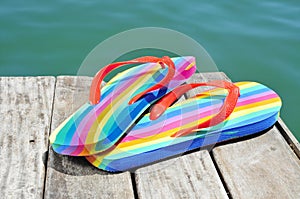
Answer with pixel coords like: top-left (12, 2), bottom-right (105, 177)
top-left (0, 72), bottom-right (299, 199)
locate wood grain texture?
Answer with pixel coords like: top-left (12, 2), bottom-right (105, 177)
top-left (213, 127), bottom-right (300, 199)
top-left (0, 77), bottom-right (55, 199)
top-left (2, 74), bottom-right (298, 199)
top-left (44, 76), bottom-right (134, 199)
top-left (135, 150), bottom-right (228, 199)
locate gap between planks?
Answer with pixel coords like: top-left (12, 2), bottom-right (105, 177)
top-left (42, 76), bottom-right (57, 199)
top-left (276, 118), bottom-right (300, 159)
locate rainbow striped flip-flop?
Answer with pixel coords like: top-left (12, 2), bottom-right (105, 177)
top-left (86, 81), bottom-right (282, 172)
top-left (50, 56), bottom-right (196, 156)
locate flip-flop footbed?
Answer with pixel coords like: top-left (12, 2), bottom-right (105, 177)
top-left (50, 56), bottom-right (196, 156)
top-left (86, 81), bottom-right (282, 172)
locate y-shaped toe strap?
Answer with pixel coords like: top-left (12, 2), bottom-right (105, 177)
top-left (149, 80), bottom-right (240, 137)
top-left (89, 56), bottom-right (175, 105)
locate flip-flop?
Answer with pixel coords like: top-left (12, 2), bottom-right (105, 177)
top-left (86, 80), bottom-right (282, 172)
top-left (50, 56), bottom-right (196, 156)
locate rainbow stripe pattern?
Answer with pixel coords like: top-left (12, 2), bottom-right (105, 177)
top-left (50, 56), bottom-right (196, 156)
top-left (86, 81), bottom-right (282, 172)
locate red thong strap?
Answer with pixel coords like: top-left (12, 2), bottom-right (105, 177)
top-left (89, 56), bottom-right (175, 105)
top-left (149, 80), bottom-right (240, 137)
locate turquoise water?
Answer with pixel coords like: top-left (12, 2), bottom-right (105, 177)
top-left (1, 1), bottom-right (299, 140)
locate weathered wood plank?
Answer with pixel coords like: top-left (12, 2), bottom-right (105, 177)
top-left (184, 72), bottom-right (231, 98)
top-left (135, 150), bottom-right (228, 199)
top-left (44, 76), bottom-right (134, 199)
top-left (213, 127), bottom-right (300, 198)
top-left (193, 72), bottom-right (300, 198)
top-left (0, 77), bottom-right (55, 199)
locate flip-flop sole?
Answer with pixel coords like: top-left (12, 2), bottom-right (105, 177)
top-left (86, 81), bottom-right (282, 172)
top-left (50, 56), bottom-right (196, 156)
